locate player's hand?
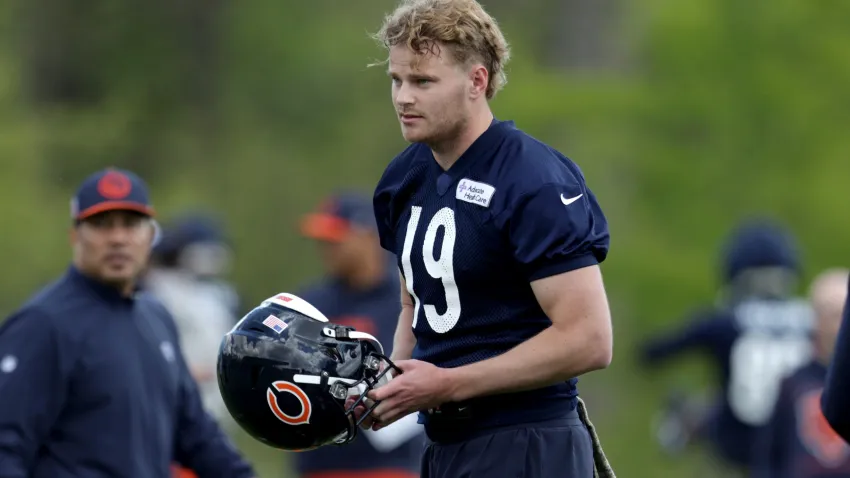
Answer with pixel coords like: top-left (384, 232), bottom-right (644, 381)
top-left (345, 359), bottom-right (393, 430)
top-left (365, 359), bottom-right (452, 431)
top-left (345, 395), bottom-right (379, 430)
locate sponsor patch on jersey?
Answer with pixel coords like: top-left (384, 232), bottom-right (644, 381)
top-left (456, 178), bottom-right (496, 208)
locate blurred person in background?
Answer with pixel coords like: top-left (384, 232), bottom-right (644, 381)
top-left (753, 268), bottom-right (850, 477)
top-left (293, 191), bottom-right (424, 478)
top-left (640, 218), bottom-right (814, 475)
top-left (0, 168), bottom-right (255, 478)
top-left (822, 271), bottom-right (850, 444)
top-left (144, 211), bottom-right (241, 430)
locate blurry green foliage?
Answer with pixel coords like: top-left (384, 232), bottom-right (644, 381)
top-left (0, 0), bottom-right (848, 476)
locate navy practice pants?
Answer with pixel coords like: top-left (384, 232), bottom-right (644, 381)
top-left (419, 412), bottom-right (594, 478)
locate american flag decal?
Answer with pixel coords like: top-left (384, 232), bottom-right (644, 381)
top-left (262, 315), bottom-right (288, 334)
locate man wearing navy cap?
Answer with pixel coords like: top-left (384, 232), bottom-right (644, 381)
top-left (0, 168), bottom-right (256, 478)
top-left (293, 191), bottom-right (424, 478)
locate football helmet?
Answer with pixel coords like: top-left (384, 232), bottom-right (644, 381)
top-left (216, 292), bottom-right (400, 451)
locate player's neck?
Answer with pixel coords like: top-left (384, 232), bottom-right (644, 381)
top-left (430, 109), bottom-right (494, 171)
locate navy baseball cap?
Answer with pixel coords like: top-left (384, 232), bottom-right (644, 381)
top-left (70, 168), bottom-right (156, 222)
top-left (300, 191), bottom-right (376, 242)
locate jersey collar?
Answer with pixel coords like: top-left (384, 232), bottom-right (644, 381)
top-left (431, 118), bottom-right (513, 196)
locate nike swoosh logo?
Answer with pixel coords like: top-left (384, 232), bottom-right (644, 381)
top-left (560, 193), bottom-right (583, 206)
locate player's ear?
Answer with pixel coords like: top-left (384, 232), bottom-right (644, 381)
top-left (468, 64), bottom-right (489, 100)
top-left (149, 219), bottom-right (162, 248)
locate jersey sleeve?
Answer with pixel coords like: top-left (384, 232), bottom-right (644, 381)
top-left (0, 308), bottom-right (73, 476)
top-left (373, 145), bottom-right (423, 254)
top-left (504, 182), bottom-right (610, 282)
top-left (372, 184), bottom-right (395, 253)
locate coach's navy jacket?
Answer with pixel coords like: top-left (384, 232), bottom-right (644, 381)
top-left (0, 266), bottom-right (254, 478)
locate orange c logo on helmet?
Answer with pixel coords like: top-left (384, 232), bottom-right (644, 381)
top-left (266, 381), bottom-right (312, 426)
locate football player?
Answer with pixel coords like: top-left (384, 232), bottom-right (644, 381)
top-left (640, 218), bottom-right (814, 473)
top-left (352, 0), bottom-right (616, 476)
top-left (754, 268), bottom-right (850, 477)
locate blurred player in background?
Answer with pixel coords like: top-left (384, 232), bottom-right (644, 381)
top-left (143, 212), bottom-right (242, 478)
top-left (822, 271), bottom-right (850, 444)
top-left (641, 218), bottom-right (814, 475)
top-left (0, 168), bottom-right (255, 478)
top-left (753, 268), bottom-right (850, 477)
top-left (294, 191), bottom-right (424, 478)
top-left (144, 212), bottom-right (241, 430)
top-left (359, 0), bottom-right (616, 476)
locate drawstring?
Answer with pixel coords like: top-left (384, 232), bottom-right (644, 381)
top-left (577, 397), bottom-right (617, 478)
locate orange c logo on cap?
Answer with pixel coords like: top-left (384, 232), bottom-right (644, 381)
top-left (267, 381), bottom-right (312, 426)
top-left (97, 171), bottom-right (132, 199)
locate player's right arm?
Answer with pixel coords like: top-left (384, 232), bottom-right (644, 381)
top-left (390, 272), bottom-right (416, 362)
top-left (349, 273), bottom-right (416, 429)
top-left (372, 149), bottom-right (420, 364)
top-left (0, 308), bottom-right (71, 475)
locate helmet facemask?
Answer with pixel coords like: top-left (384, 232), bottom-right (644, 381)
top-left (319, 324), bottom-right (403, 445)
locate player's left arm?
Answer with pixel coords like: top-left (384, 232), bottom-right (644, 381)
top-left (447, 176), bottom-right (613, 400)
top-left (447, 265), bottom-right (612, 400)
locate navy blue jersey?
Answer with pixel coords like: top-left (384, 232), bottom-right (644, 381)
top-left (642, 297), bottom-right (814, 466)
top-left (754, 361), bottom-right (850, 478)
top-left (0, 266), bottom-right (253, 478)
top-left (373, 119), bottom-right (610, 431)
top-left (822, 277), bottom-right (850, 442)
top-left (293, 267), bottom-right (424, 476)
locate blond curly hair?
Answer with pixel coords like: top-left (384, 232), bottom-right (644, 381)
top-left (372, 0), bottom-right (511, 99)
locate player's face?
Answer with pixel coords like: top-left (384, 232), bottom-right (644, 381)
top-left (388, 44), bottom-right (470, 145)
top-left (317, 236), bottom-right (358, 278)
top-left (71, 210), bottom-right (155, 292)
top-left (317, 229), bottom-right (373, 279)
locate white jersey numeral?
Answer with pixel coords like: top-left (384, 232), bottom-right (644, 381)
top-left (400, 206), bottom-right (461, 333)
top-left (727, 334), bottom-right (811, 425)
